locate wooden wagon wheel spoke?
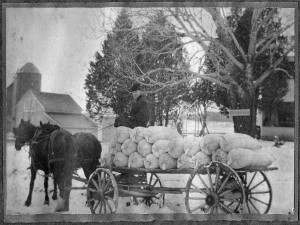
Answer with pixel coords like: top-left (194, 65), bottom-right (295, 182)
top-left (189, 197), bottom-right (206, 200)
top-left (88, 187), bottom-right (97, 193)
top-left (249, 198), bottom-right (260, 214)
top-left (149, 173), bottom-right (153, 185)
top-left (219, 202), bottom-right (235, 214)
top-left (87, 198), bottom-right (96, 203)
top-left (217, 172), bottom-right (232, 194)
top-left (93, 200), bottom-right (100, 213)
top-left (250, 196), bottom-right (269, 206)
top-left (103, 179), bottom-right (111, 191)
top-left (206, 167), bottom-right (214, 191)
top-left (215, 165), bottom-right (220, 191)
top-left (197, 174), bottom-right (210, 193)
top-left (97, 171), bottom-right (102, 189)
top-left (219, 187), bottom-right (236, 197)
top-left (217, 205), bottom-right (225, 214)
top-left (98, 201), bottom-right (103, 214)
top-left (191, 183), bottom-right (207, 195)
top-left (249, 180), bottom-right (265, 191)
top-left (247, 172), bottom-right (257, 189)
top-left (91, 179), bottom-right (100, 191)
top-left (103, 199), bottom-right (107, 214)
top-left (246, 201), bottom-right (251, 213)
top-left (215, 206), bottom-right (219, 214)
top-left (105, 199), bottom-right (113, 213)
top-left (251, 190), bottom-right (271, 194)
top-left (152, 178), bottom-right (159, 187)
top-left (204, 206), bottom-right (212, 213)
top-left (190, 203), bottom-right (206, 213)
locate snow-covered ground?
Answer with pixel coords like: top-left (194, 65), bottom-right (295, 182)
top-left (5, 122), bottom-right (295, 215)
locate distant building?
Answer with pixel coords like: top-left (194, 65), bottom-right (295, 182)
top-left (257, 55), bottom-right (295, 141)
top-left (6, 62), bottom-right (98, 137)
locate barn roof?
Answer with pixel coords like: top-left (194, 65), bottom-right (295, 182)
top-left (33, 91), bottom-right (83, 114)
top-left (47, 113), bottom-right (98, 128)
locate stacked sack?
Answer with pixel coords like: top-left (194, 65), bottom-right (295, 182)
top-left (219, 133), bottom-right (273, 169)
top-left (177, 134), bottom-right (222, 169)
top-left (108, 127), bottom-right (273, 170)
top-left (109, 126), bottom-right (185, 170)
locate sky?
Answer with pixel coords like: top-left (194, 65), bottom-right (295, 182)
top-left (6, 7), bottom-right (107, 110)
top-left (5, 5), bottom-right (295, 112)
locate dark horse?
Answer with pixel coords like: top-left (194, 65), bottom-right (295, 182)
top-left (14, 120), bottom-right (77, 211)
top-left (13, 119), bottom-right (58, 207)
top-left (14, 120), bottom-right (102, 211)
top-left (39, 121), bottom-right (102, 180)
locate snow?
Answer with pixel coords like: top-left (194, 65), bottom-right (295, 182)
top-left (5, 122), bottom-right (295, 215)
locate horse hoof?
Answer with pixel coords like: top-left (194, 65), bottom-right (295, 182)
top-left (25, 201), bottom-right (31, 207)
top-left (52, 195), bottom-right (57, 200)
top-left (44, 200), bottom-right (49, 205)
top-left (55, 199), bottom-right (67, 212)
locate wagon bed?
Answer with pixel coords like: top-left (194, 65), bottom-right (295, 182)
top-left (85, 162), bottom-right (278, 215)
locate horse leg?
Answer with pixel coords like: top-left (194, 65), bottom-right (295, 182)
top-left (25, 167), bottom-right (36, 207)
top-left (52, 180), bottom-right (58, 200)
top-left (44, 172), bottom-right (49, 205)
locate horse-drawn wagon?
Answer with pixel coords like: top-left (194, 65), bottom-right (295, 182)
top-left (85, 162), bottom-right (277, 215)
top-left (13, 120), bottom-right (278, 215)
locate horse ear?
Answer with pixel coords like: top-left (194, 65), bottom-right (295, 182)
top-left (21, 119), bottom-right (24, 123)
top-left (48, 121), bottom-right (50, 124)
top-left (40, 121), bottom-right (43, 126)
top-left (13, 127), bottom-right (17, 134)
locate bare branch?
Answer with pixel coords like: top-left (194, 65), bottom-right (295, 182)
top-left (254, 46), bottom-right (294, 87)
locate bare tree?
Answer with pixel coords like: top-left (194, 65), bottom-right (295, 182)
top-left (91, 5), bottom-right (294, 136)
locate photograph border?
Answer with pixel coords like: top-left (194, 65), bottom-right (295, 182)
top-left (1, 0), bottom-right (299, 223)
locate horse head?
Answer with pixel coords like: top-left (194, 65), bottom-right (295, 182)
top-left (13, 119), bottom-right (37, 151)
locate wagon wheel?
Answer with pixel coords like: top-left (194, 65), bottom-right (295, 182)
top-left (86, 168), bottom-right (119, 214)
top-left (135, 173), bottom-right (164, 207)
top-left (185, 162), bottom-right (245, 214)
top-left (240, 171), bottom-right (272, 214)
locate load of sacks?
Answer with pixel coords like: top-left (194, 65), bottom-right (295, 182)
top-left (108, 126), bottom-right (273, 170)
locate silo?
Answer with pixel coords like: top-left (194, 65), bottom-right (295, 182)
top-left (16, 62), bottom-right (41, 102)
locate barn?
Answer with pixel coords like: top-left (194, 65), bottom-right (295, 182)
top-left (6, 62), bottom-right (98, 137)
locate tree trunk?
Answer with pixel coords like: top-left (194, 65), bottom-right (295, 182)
top-left (199, 104), bottom-right (208, 137)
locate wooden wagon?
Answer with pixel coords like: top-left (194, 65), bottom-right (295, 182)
top-left (84, 162), bottom-right (278, 215)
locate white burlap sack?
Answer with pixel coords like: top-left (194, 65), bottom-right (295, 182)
top-left (144, 154), bottom-right (159, 169)
top-left (177, 153), bottom-right (193, 169)
top-left (183, 136), bottom-right (202, 156)
top-left (227, 148), bottom-right (273, 169)
top-left (190, 151), bottom-right (211, 168)
top-left (137, 139), bottom-right (152, 157)
top-left (121, 139), bottom-right (138, 156)
top-left (220, 133), bottom-right (262, 152)
top-left (108, 137), bottom-right (122, 155)
top-left (201, 134), bottom-right (223, 155)
top-left (152, 140), bottom-right (171, 158)
top-left (116, 126), bottom-right (131, 143)
top-left (113, 152), bottom-right (128, 167)
top-left (168, 137), bottom-right (184, 158)
top-left (144, 126), bottom-right (181, 144)
top-left (159, 153), bottom-right (177, 170)
top-left (212, 148), bottom-right (228, 164)
top-left (130, 127), bottom-right (146, 143)
top-left (128, 152), bottom-right (145, 168)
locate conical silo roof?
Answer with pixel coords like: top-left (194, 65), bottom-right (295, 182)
top-left (18, 62), bottom-right (41, 74)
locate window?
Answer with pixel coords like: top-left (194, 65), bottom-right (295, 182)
top-left (278, 102), bottom-right (294, 127)
top-left (24, 98), bottom-right (36, 112)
